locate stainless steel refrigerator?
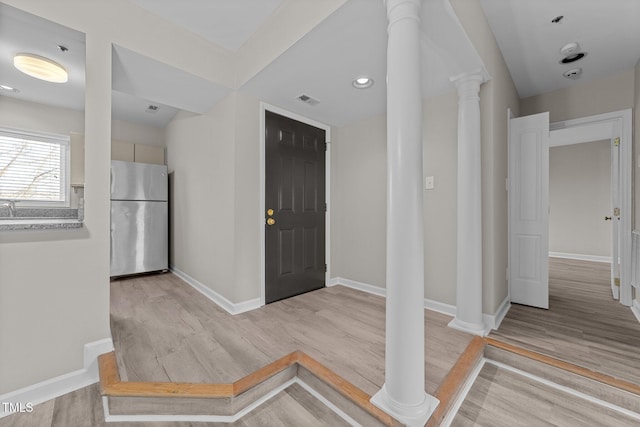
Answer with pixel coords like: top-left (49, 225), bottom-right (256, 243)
top-left (110, 160), bottom-right (168, 277)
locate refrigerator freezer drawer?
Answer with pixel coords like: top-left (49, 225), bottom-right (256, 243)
top-left (110, 200), bottom-right (168, 276)
top-left (111, 160), bottom-right (168, 201)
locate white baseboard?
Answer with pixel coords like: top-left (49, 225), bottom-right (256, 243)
top-left (483, 296), bottom-right (511, 331)
top-left (329, 276), bottom-right (457, 316)
top-left (328, 277), bottom-right (386, 297)
top-left (632, 299), bottom-right (640, 325)
top-left (170, 266), bottom-right (262, 315)
top-left (331, 277), bottom-right (513, 329)
top-left (549, 252), bottom-right (611, 264)
top-left (0, 338), bottom-right (113, 418)
top-left (424, 298), bottom-right (456, 317)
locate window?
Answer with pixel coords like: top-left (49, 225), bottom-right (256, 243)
top-left (0, 128), bottom-right (70, 206)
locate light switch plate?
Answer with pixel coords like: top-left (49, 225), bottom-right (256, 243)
top-left (425, 176), bottom-right (434, 190)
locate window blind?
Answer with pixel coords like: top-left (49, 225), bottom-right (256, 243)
top-left (0, 128), bottom-right (69, 204)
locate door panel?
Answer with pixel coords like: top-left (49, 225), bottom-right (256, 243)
top-left (509, 112), bottom-right (549, 309)
top-left (265, 111), bottom-right (326, 304)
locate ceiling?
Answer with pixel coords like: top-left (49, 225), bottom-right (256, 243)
top-left (241, 0), bottom-right (484, 126)
top-left (0, 3), bottom-right (85, 111)
top-left (0, 0), bottom-right (485, 129)
top-left (480, 0), bottom-right (640, 98)
top-left (4, 1), bottom-right (640, 129)
top-left (129, 0), bottom-right (283, 52)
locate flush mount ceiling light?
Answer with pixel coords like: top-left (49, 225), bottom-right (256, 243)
top-left (352, 76), bottom-right (374, 89)
top-left (13, 53), bottom-right (68, 83)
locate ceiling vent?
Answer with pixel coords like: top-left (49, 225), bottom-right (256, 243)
top-left (146, 105), bottom-right (159, 114)
top-left (563, 68), bottom-right (582, 80)
top-left (296, 94), bottom-right (320, 106)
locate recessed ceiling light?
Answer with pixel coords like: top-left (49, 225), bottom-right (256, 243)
top-left (353, 76), bottom-right (374, 89)
top-left (560, 52), bottom-right (587, 64)
top-left (13, 53), bottom-right (68, 83)
top-left (0, 84), bottom-right (19, 93)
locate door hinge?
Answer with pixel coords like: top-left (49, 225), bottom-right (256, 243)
top-left (324, 264), bottom-right (327, 272)
top-left (614, 207), bottom-right (620, 217)
top-left (324, 142), bottom-right (328, 152)
top-left (614, 277), bottom-right (620, 287)
top-left (325, 203), bottom-right (327, 212)
top-left (614, 137), bottom-right (620, 146)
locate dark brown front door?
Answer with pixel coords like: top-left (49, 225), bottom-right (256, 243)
top-left (265, 111), bottom-right (326, 304)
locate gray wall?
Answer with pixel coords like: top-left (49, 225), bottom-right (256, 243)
top-left (549, 141), bottom-right (611, 257)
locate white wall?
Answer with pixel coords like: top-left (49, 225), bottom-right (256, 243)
top-left (520, 69), bottom-right (635, 123)
top-left (0, 30), bottom-right (112, 395)
top-left (451, 0), bottom-right (521, 313)
top-left (635, 61), bottom-right (640, 231)
top-left (166, 91), bottom-right (262, 303)
top-left (331, 113), bottom-right (387, 288)
top-left (331, 0), bottom-right (519, 314)
top-left (549, 141), bottom-right (611, 257)
top-left (0, 95), bottom-right (165, 146)
top-left (0, 0), bottom-right (227, 395)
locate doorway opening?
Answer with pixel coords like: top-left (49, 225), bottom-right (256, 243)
top-left (259, 104), bottom-right (331, 305)
top-left (508, 109), bottom-right (633, 309)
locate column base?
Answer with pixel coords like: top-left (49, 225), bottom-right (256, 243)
top-left (370, 384), bottom-right (439, 427)
top-left (448, 317), bottom-right (488, 336)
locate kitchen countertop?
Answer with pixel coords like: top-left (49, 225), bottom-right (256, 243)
top-left (0, 207), bottom-right (84, 231)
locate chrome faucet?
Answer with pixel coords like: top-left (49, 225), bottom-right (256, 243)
top-left (0, 200), bottom-right (16, 217)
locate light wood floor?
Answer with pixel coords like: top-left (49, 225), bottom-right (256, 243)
top-left (490, 257), bottom-right (640, 385)
top-left (110, 273), bottom-right (474, 397)
top-left (0, 382), bottom-right (350, 427)
top-left (452, 362), bottom-right (639, 427)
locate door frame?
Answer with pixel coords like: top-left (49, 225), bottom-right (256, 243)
top-left (548, 109), bottom-right (632, 306)
top-left (508, 108), bottom-right (632, 307)
top-left (259, 103), bottom-right (331, 306)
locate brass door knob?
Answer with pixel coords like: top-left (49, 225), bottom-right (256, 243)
top-left (266, 218), bottom-right (276, 226)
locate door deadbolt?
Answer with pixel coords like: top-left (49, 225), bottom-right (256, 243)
top-left (266, 218), bottom-right (276, 226)
top-left (266, 208), bottom-right (274, 216)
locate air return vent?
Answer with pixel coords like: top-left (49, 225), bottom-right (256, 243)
top-left (296, 93), bottom-right (320, 106)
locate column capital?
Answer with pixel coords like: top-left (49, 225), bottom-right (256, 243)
top-left (450, 67), bottom-right (491, 88)
top-left (384, 0), bottom-right (421, 29)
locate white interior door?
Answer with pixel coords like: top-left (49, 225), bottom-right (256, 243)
top-left (509, 112), bottom-right (549, 309)
top-left (610, 137), bottom-right (620, 299)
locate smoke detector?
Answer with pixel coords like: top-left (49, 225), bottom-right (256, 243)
top-left (563, 68), bottom-right (582, 80)
top-left (145, 105), bottom-right (159, 114)
top-left (296, 93), bottom-right (320, 106)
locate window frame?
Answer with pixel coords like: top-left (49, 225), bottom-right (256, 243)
top-left (0, 127), bottom-right (71, 208)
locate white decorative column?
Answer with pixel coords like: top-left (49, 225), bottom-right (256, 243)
top-left (448, 69), bottom-right (489, 336)
top-left (370, 1), bottom-right (439, 425)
